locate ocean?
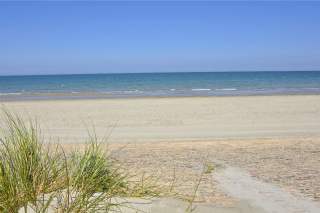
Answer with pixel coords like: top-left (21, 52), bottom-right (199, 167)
top-left (0, 71), bottom-right (319, 100)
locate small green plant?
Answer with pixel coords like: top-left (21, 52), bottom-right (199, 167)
top-left (204, 163), bottom-right (216, 174)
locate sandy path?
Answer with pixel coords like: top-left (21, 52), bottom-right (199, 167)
top-left (214, 166), bottom-right (320, 213)
top-left (106, 139), bottom-right (320, 212)
top-left (1, 95), bottom-right (320, 143)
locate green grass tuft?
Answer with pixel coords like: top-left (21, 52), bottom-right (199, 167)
top-left (0, 106), bottom-right (197, 213)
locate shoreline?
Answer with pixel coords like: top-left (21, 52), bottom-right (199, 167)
top-left (1, 91), bottom-right (320, 101)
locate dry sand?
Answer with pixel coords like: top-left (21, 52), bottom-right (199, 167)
top-left (19, 197), bottom-right (248, 213)
top-left (2, 94), bottom-right (320, 212)
top-left (1, 95), bottom-right (319, 143)
top-left (108, 139), bottom-right (320, 213)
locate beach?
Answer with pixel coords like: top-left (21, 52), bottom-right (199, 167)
top-left (2, 1), bottom-right (320, 211)
top-left (1, 94), bottom-right (320, 143)
top-left (1, 94), bottom-right (320, 212)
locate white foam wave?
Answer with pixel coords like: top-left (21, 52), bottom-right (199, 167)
top-left (191, 89), bottom-right (211, 91)
top-left (1, 93), bottom-right (23, 95)
top-left (221, 89), bottom-right (237, 91)
top-left (123, 90), bottom-right (141, 93)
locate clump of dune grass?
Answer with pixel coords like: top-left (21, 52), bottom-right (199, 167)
top-left (0, 107), bottom-right (190, 213)
top-left (0, 107), bottom-right (63, 212)
top-left (52, 132), bottom-right (129, 213)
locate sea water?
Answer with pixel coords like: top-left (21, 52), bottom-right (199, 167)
top-left (0, 71), bottom-right (319, 100)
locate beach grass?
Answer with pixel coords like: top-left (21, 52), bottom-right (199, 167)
top-left (0, 107), bottom-right (191, 213)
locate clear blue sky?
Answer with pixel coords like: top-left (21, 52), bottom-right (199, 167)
top-left (0, 1), bottom-right (319, 75)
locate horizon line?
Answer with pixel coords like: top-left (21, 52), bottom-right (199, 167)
top-left (1, 70), bottom-right (320, 77)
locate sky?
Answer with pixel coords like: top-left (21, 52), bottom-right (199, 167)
top-left (0, 1), bottom-right (320, 76)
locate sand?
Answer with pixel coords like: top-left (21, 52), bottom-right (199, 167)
top-left (1, 94), bottom-right (319, 144)
top-left (19, 197), bottom-right (248, 213)
top-left (2, 94), bottom-right (320, 212)
top-left (107, 139), bottom-right (320, 213)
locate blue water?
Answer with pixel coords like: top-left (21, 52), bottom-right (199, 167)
top-left (0, 71), bottom-right (319, 100)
